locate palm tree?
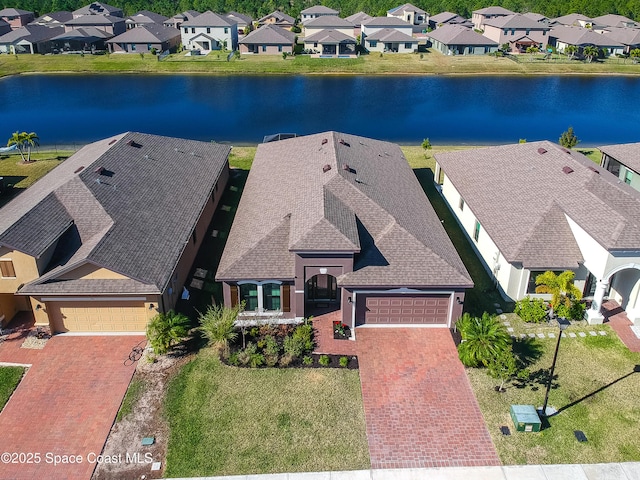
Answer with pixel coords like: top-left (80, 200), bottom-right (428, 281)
top-left (534, 270), bottom-right (582, 309)
top-left (583, 45), bottom-right (599, 63)
top-left (7, 131), bottom-right (27, 162)
top-left (457, 312), bottom-right (511, 367)
top-left (146, 310), bottom-right (191, 355)
top-left (631, 48), bottom-right (640, 63)
top-left (565, 45), bottom-right (578, 60)
top-left (198, 302), bottom-right (243, 356)
top-left (526, 45), bottom-right (539, 61)
top-left (23, 132), bottom-right (39, 162)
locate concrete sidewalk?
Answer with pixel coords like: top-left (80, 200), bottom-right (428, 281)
top-left (169, 462), bottom-right (640, 480)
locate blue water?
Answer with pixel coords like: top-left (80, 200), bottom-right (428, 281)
top-left (0, 74), bottom-right (638, 146)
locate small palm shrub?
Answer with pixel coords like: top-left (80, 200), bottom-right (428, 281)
top-left (319, 355), bottom-right (330, 366)
top-left (302, 355), bottom-right (313, 365)
top-left (515, 297), bottom-right (548, 323)
top-left (146, 310), bottom-right (190, 355)
top-left (198, 302), bottom-right (243, 356)
top-left (457, 312), bottom-right (511, 367)
top-left (283, 324), bottom-right (314, 358)
top-left (339, 356), bottom-right (349, 368)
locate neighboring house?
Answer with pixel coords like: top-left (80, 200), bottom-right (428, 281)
top-left (64, 14), bottom-right (126, 35)
top-left (0, 25), bottom-right (63, 53)
top-left (72, 2), bottom-right (123, 19)
top-left (549, 25), bottom-right (625, 56)
top-left (224, 11), bottom-right (253, 34)
top-left (216, 132), bottom-right (472, 332)
top-left (107, 24), bottom-right (181, 53)
top-left (601, 27), bottom-right (640, 54)
top-left (471, 6), bottom-right (514, 30)
top-left (387, 3), bottom-right (428, 26)
top-left (304, 28), bottom-right (357, 55)
top-left (239, 24), bottom-right (295, 54)
top-left (0, 133), bottom-right (230, 332)
top-left (522, 12), bottom-right (550, 24)
top-left (30, 11), bottom-right (73, 28)
top-left (591, 14), bottom-right (638, 28)
top-left (428, 11), bottom-right (471, 30)
top-left (164, 10), bottom-right (200, 29)
top-left (51, 26), bottom-right (112, 52)
top-left (304, 15), bottom-right (354, 37)
top-left (0, 19), bottom-right (10, 36)
top-left (181, 11), bottom-right (238, 52)
top-left (435, 141), bottom-right (640, 325)
top-left (427, 24), bottom-right (498, 55)
top-left (0, 8), bottom-right (35, 30)
top-left (361, 17), bottom-right (415, 52)
top-left (482, 14), bottom-right (551, 52)
top-left (346, 11), bottom-right (372, 36)
top-left (300, 5), bottom-right (339, 24)
top-left (551, 13), bottom-right (593, 28)
top-left (257, 11), bottom-right (296, 30)
top-left (125, 10), bottom-right (168, 29)
top-left (599, 142), bottom-right (640, 192)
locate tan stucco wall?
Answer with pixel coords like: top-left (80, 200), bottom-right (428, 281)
top-left (58, 263), bottom-right (129, 280)
top-left (0, 293), bottom-right (19, 326)
top-left (0, 248), bottom-right (40, 293)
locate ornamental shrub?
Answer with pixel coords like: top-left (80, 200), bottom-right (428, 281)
top-left (514, 297), bottom-right (548, 323)
top-left (319, 355), bottom-right (330, 366)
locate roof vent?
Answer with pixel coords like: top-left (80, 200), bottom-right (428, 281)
top-left (562, 148), bottom-right (571, 154)
top-left (342, 164), bottom-right (350, 171)
top-left (95, 166), bottom-right (105, 175)
top-left (588, 166), bottom-right (600, 174)
top-left (322, 164), bottom-right (331, 173)
top-left (321, 138), bottom-right (328, 145)
top-left (127, 139), bottom-right (142, 148)
top-left (74, 166), bottom-right (85, 174)
top-left (562, 166), bottom-right (574, 174)
top-left (108, 139), bottom-right (117, 145)
top-left (537, 147), bottom-right (547, 154)
top-left (339, 139), bottom-right (350, 147)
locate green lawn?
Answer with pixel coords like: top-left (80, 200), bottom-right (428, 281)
top-left (115, 377), bottom-right (145, 422)
top-left (0, 366), bottom-right (25, 411)
top-left (164, 349), bottom-right (369, 476)
top-left (468, 320), bottom-right (640, 464)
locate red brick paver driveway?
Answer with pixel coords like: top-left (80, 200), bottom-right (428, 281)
top-left (0, 334), bottom-right (144, 480)
top-left (357, 328), bottom-right (500, 469)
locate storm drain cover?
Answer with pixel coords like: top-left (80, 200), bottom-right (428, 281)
top-left (574, 430), bottom-right (587, 442)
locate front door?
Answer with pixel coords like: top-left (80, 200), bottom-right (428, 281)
top-left (306, 274), bottom-right (338, 303)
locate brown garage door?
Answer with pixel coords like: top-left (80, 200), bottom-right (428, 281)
top-left (362, 294), bottom-right (450, 325)
top-left (49, 301), bottom-right (149, 333)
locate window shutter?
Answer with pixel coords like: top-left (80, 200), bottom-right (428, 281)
top-left (230, 285), bottom-right (238, 307)
top-left (282, 284), bottom-right (290, 312)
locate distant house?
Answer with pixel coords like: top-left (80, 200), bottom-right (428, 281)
top-left (239, 24), bottom-right (295, 54)
top-left (387, 3), bottom-right (428, 26)
top-left (471, 6), bottom-right (514, 30)
top-left (551, 13), bottom-right (593, 28)
top-left (481, 14), bottom-right (551, 52)
top-left (345, 11), bottom-right (372, 36)
top-left (591, 14), bottom-right (638, 28)
top-left (125, 10), bottom-right (168, 29)
top-left (0, 8), bottom-right (35, 30)
top-left (181, 11), bottom-right (238, 52)
top-left (304, 15), bottom-right (354, 37)
top-left (30, 11), bottom-right (73, 28)
top-left (435, 141), bottom-right (640, 325)
top-left (304, 29), bottom-right (357, 55)
top-left (549, 25), bottom-right (624, 56)
top-left (427, 24), bottom-right (498, 55)
top-left (428, 11), bottom-right (471, 30)
top-left (0, 19), bottom-right (10, 36)
top-left (257, 11), bottom-right (296, 30)
top-left (599, 142), bottom-right (640, 192)
top-left (51, 26), bottom-right (112, 52)
top-left (64, 14), bottom-right (126, 36)
top-left (163, 10), bottom-right (200, 29)
top-left (522, 12), bottom-right (550, 24)
top-left (0, 133), bottom-right (230, 333)
top-left (72, 2), bottom-right (123, 19)
top-left (0, 24), bottom-right (63, 53)
top-left (224, 12), bottom-right (253, 34)
top-left (601, 27), bottom-right (640, 54)
top-left (300, 5), bottom-right (339, 25)
top-left (107, 24), bottom-right (180, 53)
top-left (361, 17), bottom-right (416, 53)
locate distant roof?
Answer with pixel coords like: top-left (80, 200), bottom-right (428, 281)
top-left (551, 13), bottom-right (592, 26)
top-left (430, 11), bottom-right (461, 23)
top-left (240, 24), bottom-right (296, 44)
top-left (31, 11), bottom-right (73, 25)
top-left (0, 8), bottom-right (34, 16)
top-left (305, 15), bottom-right (353, 28)
top-left (51, 26), bottom-right (113, 41)
top-left (301, 5), bottom-right (340, 14)
top-left (305, 28), bottom-right (356, 43)
top-left (182, 10), bottom-right (234, 27)
top-left (550, 25), bottom-right (624, 47)
top-left (427, 24), bottom-right (497, 45)
top-left (522, 12), bottom-right (548, 22)
top-left (599, 142), bottom-right (640, 174)
top-left (363, 16), bottom-right (412, 27)
top-left (125, 10), bottom-right (168, 25)
top-left (107, 24), bottom-right (180, 43)
top-left (483, 13), bottom-right (551, 30)
top-left (66, 14), bottom-right (124, 26)
top-left (473, 6), bottom-right (515, 16)
top-left (602, 26), bottom-right (640, 46)
top-left (436, 141), bottom-right (640, 268)
top-left (0, 133), bottom-right (229, 296)
top-left (388, 3), bottom-right (427, 15)
top-left (591, 13), bottom-right (638, 27)
top-left (0, 24), bottom-right (64, 43)
top-left (365, 27), bottom-right (416, 42)
top-left (217, 132), bottom-right (471, 288)
top-left (345, 11), bottom-right (373, 25)
top-left (224, 11), bottom-right (253, 25)
top-left (257, 11), bottom-right (295, 25)
top-left (72, 2), bottom-right (122, 16)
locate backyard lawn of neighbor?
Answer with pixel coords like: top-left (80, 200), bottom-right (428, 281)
top-left (468, 315), bottom-right (640, 465)
top-left (164, 349), bottom-right (369, 477)
top-left (0, 366), bottom-right (25, 411)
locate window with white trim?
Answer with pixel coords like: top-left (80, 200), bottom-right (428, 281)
top-left (238, 281), bottom-right (282, 312)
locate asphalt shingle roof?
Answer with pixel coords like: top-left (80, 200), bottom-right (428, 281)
top-left (552, 13), bottom-right (592, 25)
top-left (427, 24), bottom-right (497, 45)
top-left (345, 11), bottom-right (373, 25)
top-left (258, 11), bottom-right (295, 25)
top-left (72, 2), bottom-right (122, 16)
top-left (473, 6), bottom-right (515, 16)
top-left (240, 24), bottom-right (295, 44)
top-left (592, 14), bottom-right (638, 27)
top-left (363, 16), bottom-right (412, 27)
top-left (603, 27), bottom-right (640, 46)
top-left (599, 142), bottom-right (640, 174)
top-left (125, 11), bottom-right (168, 25)
top-left (304, 15), bottom-right (353, 28)
top-left (365, 27), bottom-right (416, 42)
top-left (217, 132), bottom-right (472, 288)
top-left (182, 11), bottom-right (233, 28)
top-left (550, 25), bottom-right (624, 47)
top-left (483, 14), bottom-right (550, 30)
top-left (435, 141), bottom-right (640, 269)
top-left (301, 5), bottom-right (339, 14)
top-left (65, 14), bottom-right (124, 26)
top-left (388, 3), bottom-right (427, 15)
top-left (0, 24), bottom-right (64, 43)
top-left (0, 8), bottom-right (33, 16)
top-left (305, 29), bottom-right (356, 43)
top-left (107, 24), bottom-right (180, 43)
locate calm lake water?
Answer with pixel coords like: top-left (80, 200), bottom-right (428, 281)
top-left (1, 74), bottom-right (639, 146)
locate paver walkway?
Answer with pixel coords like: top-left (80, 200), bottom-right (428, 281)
top-left (356, 328), bottom-right (500, 469)
top-left (312, 311), bottom-right (357, 356)
top-left (0, 331), bottom-right (144, 480)
top-left (603, 300), bottom-right (640, 353)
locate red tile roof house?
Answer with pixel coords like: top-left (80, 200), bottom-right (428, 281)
top-left (0, 8), bottom-right (35, 30)
top-left (0, 133), bottom-right (230, 332)
top-left (216, 132), bottom-right (472, 335)
top-left (435, 141), bottom-right (640, 325)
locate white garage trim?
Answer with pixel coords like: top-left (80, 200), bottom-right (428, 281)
top-left (40, 297), bottom-right (148, 302)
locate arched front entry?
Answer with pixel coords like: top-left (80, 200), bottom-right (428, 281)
top-left (305, 274), bottom-right (340, 315)
top-left (588, 263), bottom-right (640, 324)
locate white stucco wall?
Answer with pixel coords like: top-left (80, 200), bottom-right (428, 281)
top-left (181, 24), bottom-right (238, 50)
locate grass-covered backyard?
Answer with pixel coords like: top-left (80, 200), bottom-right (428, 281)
top-left (164, 349), bottom-right (369, 477)
top-left (0, 366), bottom-right (25, 411)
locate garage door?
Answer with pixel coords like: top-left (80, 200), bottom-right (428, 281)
top-left (362, 294), bottom-right (450, 325)
top-left (49, 301), bottom-right (149, 333)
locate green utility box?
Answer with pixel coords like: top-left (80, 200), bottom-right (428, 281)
top-left (510, 405), bottom-right (541, 432)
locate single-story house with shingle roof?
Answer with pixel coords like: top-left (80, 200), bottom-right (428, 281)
top-left (0, 133), bottom-right (230, 332)
top-left (300, 5), bottom-right (339, 24)
top-left (239, 24), bottom-right (295, 54)
top-left (0, 24), bottom-right (63, 53)
top-left (0, 8), bottom-right (34, 29)
top-left (107, 24), bottom-right (180, 53)
top-left (304, 28), bottom-right (357, 55)
top-left (64, 13), bottom-right (126, 35)
top-left (599, 142), bottom-right (640, 193)
top-left (549, 24), bottom-right (625, 56)
top-left (592, 13), bottom-right (638, 28)
top-left (257, 11), bottom-right (296, 30)
top-left (427, 24), bottom-right (498, 55)
top-left (435, 141), bottom-right (640, 325)
top-left (51, 26), bottom-right (112, 52)
top-left (216, 132), bottom-right (472, 332)
top-left (599, 27), bottom-right (640, 54)
top-left (125, 10), bottom-right (168, 29)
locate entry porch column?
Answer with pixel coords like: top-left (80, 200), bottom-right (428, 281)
top-left (586, 278), bottom-right (609, 324)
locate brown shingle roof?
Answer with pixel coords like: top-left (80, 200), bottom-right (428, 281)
top-left (301, 5), bottom-right (339, 14)
top-left (427, 24), bottom-right (497, 45)
top-left (217, 132), bottom-right (472, 288)
top-left (550, 25), bottom-right (624, 47)
top-left (107, 24), bottom-right (180, 43)
top-left (240, 24), bottom-right (295, 45)
top-left (182, 11), bottom-right (233, 27)
top-left (365, 27), bottom-right (416, 42)
top-left (599, 142), bottom-right (640, 174)
top-left (304, 15), bottom-right (353, 28)
top-left (483, 13), bottom-right (550, 30)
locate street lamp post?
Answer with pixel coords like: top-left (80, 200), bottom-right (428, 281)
top-left (541, 319), bottom-right (569, 417)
